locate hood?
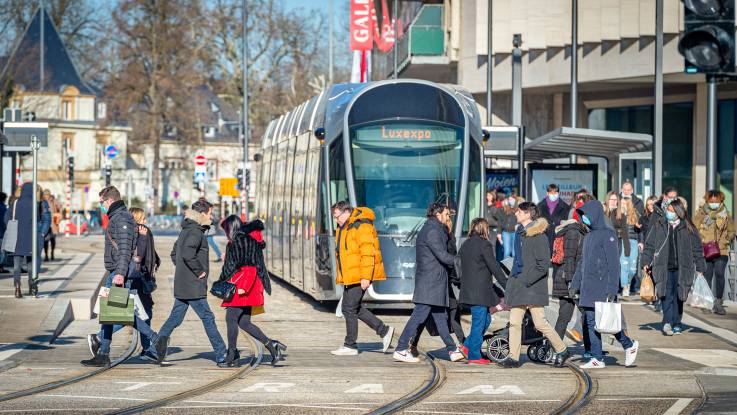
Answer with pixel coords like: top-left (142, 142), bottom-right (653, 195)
top-left (184, 208), bottom-right (212, 227)
top-left (524, 218), bottom-right (549, 237)
top-left (239, 219), bottom-right (265, 243)
top-left (348, 207), bottom-right (376, 224)
top-left (555, 218), bottom-right (583, 234)
top-left (577, 200), bottom-right (608, 230)
top-left (19, 182), bottom-right (34, 201)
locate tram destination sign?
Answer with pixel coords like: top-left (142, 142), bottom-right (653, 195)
top-left (355, 123), bottom-right (457, 142)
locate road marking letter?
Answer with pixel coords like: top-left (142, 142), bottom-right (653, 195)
top-left (240, 382), bottom-right (296, 392)
top-left (344, 384), bottom-right (384, 394)
top-left (456, 385), bottom-right (525, 395)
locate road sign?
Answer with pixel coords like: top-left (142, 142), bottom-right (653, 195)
top-left (194, 154), bottom-right (207, 166)
top-left (194, 171), bottom-right (206, 182)
top-left (2, 122), bottom-right (48, 151)
top-left (105, 145), bottom-right (119, 159)
top-left (219, 178), bottom-right (239, 197)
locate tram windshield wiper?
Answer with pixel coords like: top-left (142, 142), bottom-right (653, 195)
top-left (402, 192), bottom-right (449, 244)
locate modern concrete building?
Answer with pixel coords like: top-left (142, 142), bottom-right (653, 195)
top-left (373, 0), bottom-right (736, 215)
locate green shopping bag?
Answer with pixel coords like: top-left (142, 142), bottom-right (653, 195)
top-left (108, 286), bottom-right (130, 307)
top-left (99, 296), bottom-right (135, 326)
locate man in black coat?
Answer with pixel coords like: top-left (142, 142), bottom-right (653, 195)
top-left (536, 183), bottom-right (571, 250)
top-left (393, 203), bottom-right (465, 363)
top-left (620, 182), bottom-right (644, 217)
top-left (154, 199), bottom-right (227, 366)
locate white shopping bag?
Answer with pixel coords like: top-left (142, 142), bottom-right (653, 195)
top-left (335, 294), bottom-right (344, 318)
top-left (687, 274), bottom-right (715, 310)
top-left (92, 287), bottom-right (110, 315)
top-left (594, 301), bottom-right (622, 334)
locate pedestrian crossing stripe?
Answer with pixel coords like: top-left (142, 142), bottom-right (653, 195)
top-left (652, 348), bottom-right (737, 368)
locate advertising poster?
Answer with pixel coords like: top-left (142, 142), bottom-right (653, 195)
top-left (485, 169), bottom-right (519, 195)
top-left (529, 164), bottom-right (598, 204)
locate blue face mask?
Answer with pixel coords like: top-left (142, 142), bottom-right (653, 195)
top-left (581, 215), bottom-right (591, 226)
top-left (548, 194), bottom-right (559, 202)
top-left (100, 202), bottom-right (108, 214)
top-left (709, 203), bottom-right (720, 210)
top-left (665, 211), bottom-right (677, 221)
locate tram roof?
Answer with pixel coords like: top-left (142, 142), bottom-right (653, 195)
top-left (261, 80), bottom-right (483, 148)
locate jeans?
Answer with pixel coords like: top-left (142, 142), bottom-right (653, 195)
top-left (581, 307), bottom-right (633, 361)
top-left (397, 303), bottom-right (456, 352)
top-left (662, 271), bottom-right (683, 327)
top-left (226, 306), bottom-right (269, 351)
top-left (159, 298), bottom-right (227, 362)
top-left (554, 297), bottom-right (577, 340)
top-left (502, 231), bottom-right (516, 259)
top-left (705, 256), bottom-right (728, 300)
top-left (207, 235), bottom-right (222, 259)
top-left (464, 305), bottom-right (491, 360)
top-left (99, 316), bottom-right (158, 355)
top-left (509, 306), bottom-right (566, 360)
top-left (619, 239), bottom-right (639, 289)
top-left (341, 284), bottom-right (389, 348)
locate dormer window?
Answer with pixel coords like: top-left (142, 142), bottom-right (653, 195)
top-left (203, 125), bottom-right (216, 138)
top-left (60, 86), bottom-right (79, 121)
top-left (210, 102), bottom-right (220, 113)
top-left (97, 102), bottom-right (107, 119)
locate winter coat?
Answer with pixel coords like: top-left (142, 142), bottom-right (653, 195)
top-left (334, 207), bottom-right (386, 286)
top-left (641, 219), bottom-right (706, 301)
top-left (413, 217), bottom-right (456, 307)
top-left (485, 204), bottom-right (499, 230)
top-left (134, 224), bottom-right (161, 279)
top-left (458, 235), bottom-right (508, 307)
top-left (497, 209), bottom-right (519, 233)
top-left (0, 202), bottom-right (7, 238)
top-left (47, 198), bottom-right (61, 235)
top-left (570, 201), bottom-right (620, 308)
top-left (171, 209), bottom-right (211, 300)
top-left (537, 198), bottom-right (571, 249)
top-left (219, 220), bottom-right (271, 295)
top-left (637, 214), bottom-right (652, 244)
top-left (608, 210), bottom-right (631, 257)
top-left (693, 204), bottom-right (736, 257)
top-left (4, 183), bottom-right (51, 257)
top-left (504, 218), bottom-right (551, 307)
top-left (101, 200), bottom-right (136, 276)
top-left (552, 219), bottom-right (586, 298)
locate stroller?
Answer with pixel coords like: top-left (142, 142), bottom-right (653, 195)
top-left (480, 258), bottom-right (558, 364)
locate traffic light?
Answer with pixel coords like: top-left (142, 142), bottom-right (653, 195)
top-left (67, 157), bottom-right (74, 183)
top-left (236, 168), bottom-right (244, 190)
top-left (678, 0), bottom-right (735, 74)
top-left (245, 169), bottom-right (251, 187)
top-left (104, 165), bottom-right (112, 187)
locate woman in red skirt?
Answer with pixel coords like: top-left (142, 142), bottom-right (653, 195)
top-left (219, 215), bottom-right (286, 366)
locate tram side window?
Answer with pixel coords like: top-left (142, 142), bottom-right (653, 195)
top-left (463, 141), bottom-right (482, 234)
top-left (329, 136), bottom-right (349, 206)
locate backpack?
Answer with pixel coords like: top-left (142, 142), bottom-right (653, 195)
top-left (551, 235), bottom-right (565, 265)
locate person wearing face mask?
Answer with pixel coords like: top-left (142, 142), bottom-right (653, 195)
top-left (497, 194), bottom-right (521, 259)
top-left (693, 190), bottom-right (735, 315)
top-left (641, 199), bottom-right (706, 336)
top-left (604, 192), bottom-right (635, 296)
top-left (537, 184), bottom-right (571, 251)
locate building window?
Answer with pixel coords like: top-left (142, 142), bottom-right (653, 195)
top-left (717, 100), bottom-right (736, 214)
top-left (203, 125), bottom-right (216, 138)
top-left (11, 99), bottom-right (21, 109)
top-left (61, 98), bottom-right (74, 120)
top-left (97, 102), bottom-right (107, 120)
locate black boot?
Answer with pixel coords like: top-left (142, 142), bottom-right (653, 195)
top-left (265, 340), bottom-right (287, 366)
top-left (30, 280), bottom-right (38, 297)
top-left (154, 335), bottom-right (169, 364)
top-left (714, 299), bottom-right (726, 315)
top-left (553, 349), bottom-right (570, 367)
top-left (223, 349), bottom-right (241, 368)
top-left (81, 353), bottom-right (110, 367)
top-left (14, 281), bottom-right (22, 298)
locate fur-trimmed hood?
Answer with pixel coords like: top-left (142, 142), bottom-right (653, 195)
top-left (555, 218), bottom-right (581, 234)
top-left (184, 208), bottom-right (212, 227)
top-left (524, 218), bottom-right (549, 237)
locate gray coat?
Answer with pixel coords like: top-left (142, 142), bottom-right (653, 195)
top-left (504, 218), bottom-right (551, 307)
top-left (412, 217), bottom-right (455, 307)
top-left (171, 209), bottom-right (211, 300)
top-left (104, 200), bottom-right (136, 277)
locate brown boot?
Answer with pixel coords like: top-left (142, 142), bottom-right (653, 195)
top-left (714, 299), bottom-right (726, 315)
top-left (14, 282), bottom-right (22, 298)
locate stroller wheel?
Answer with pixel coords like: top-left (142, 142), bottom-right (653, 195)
top-left (537, 344), bottom-right (554, 363)
top-left (485, 334), bottom-right (510, 363)
top-left (527, 345), bottom-right (540, 362)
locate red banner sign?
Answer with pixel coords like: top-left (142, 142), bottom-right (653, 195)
top-left (350, 0), bottom-right (373, 51)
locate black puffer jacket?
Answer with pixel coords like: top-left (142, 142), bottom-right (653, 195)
top-left (104, 200), bottom-right (136, 276)
top-left (608, 210), bottom-right (631, 257)
top-left (497, 209), bottom-right (518, 233)
top-left (552, 219), bottom-right (586, 298)
top-left (219, 220), bottom-right (271, 295)
top-left (171, 209), bottom-right (211, 300)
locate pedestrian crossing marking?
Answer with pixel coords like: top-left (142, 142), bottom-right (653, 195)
top-left (456, 385), bottom-right (525, 395)
top-left (653, 348), bottom-right (737, 368)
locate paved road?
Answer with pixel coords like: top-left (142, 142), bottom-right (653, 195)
top-left (0, 235), bottom-right (735, 414)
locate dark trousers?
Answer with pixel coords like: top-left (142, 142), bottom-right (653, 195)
top-left (581, 307), bottom-right (633, 361)
top-left (44, 234), bottom-right (56, 260)
top-left (705, 256), bottom-right (728, 300)
top-left (159, 298), bottom-right (227, 361)
top-left (342, 284), bottom-right (388, 348)
top-left (226, 306), bottom-right (269, 351)
top-left (397, 303), bottom-right (456, 352)
top-left (411, 300), bottom-right (465, 347)
top-left (554, 297), bottom-right (577, 340)
top-left (662, 270), bottom-right (683, 327)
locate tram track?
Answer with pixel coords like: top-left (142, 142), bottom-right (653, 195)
top-left (104, 336), bottom-right (264, 415)
top-left (551, 363), bottom-right (593, 414)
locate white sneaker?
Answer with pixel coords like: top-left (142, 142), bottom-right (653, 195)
top-left (393, 349), bottom-right (420, 363)
top-left (449, 348), bottom-right (465, 362)
top-left (382, 327), bottom-right (395, 353)
top-left (623, 287), bottom-right (630, 297)
top-left (331, 346), bottom-right (358, 356)
top-left (625, 340), bottom-right (639, 367)
top-left (580, 358), bottom-right (606, 369)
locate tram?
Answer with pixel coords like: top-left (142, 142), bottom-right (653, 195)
top-left (255, 79), bottom-right (486, 306)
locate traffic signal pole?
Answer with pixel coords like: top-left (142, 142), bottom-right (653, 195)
top-left (706, 76), bottom-right (717, 190)
top-left (241, 0), bottom-right (249, 222)
top-left (653, 0), bottom-right (663, 197)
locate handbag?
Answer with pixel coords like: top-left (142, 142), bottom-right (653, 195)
top-left (98, 296), bottom-right (135, 325)
top-left (703, 222), bottom-right (723, 261)
top-left (107, 286), bottom-right (131, 308)
top-left (210, 269), bottom-right (247, 301)
top-left (594, 301), bottom-right (622, 334)
top-left (639, 271), bottom-right (657, 303)
top-left (2, 201), bottom-right (19, 253)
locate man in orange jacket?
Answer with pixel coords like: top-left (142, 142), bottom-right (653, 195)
top-left (330, 201), bottom-right (395, 356)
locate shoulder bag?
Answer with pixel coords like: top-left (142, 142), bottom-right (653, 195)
top-left (210, 270), bottom-right (246, 302)
top-left (2, 201), bottom-right (19, 253)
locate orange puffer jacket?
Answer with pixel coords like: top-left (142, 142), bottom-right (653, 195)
top-left (334, 207), bottom-right (386, 286)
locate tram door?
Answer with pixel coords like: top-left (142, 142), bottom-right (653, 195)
top-left (620, 152), bottom-right (652, 199)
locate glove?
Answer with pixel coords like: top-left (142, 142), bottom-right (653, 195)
top-left (606, 293), bottom-right (617, 302)
top-left (568, 287), bottom-right (579, 299)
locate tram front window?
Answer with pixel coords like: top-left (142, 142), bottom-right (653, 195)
top-left (350, 122), bottom-right (463, 236)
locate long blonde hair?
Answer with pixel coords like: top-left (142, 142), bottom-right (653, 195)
top-left (620, 198), bottom-right (639, 225)
top-left (129, 207), bottom-right (146, 225)
top-left (468, 217), bottom-right (490, 240)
